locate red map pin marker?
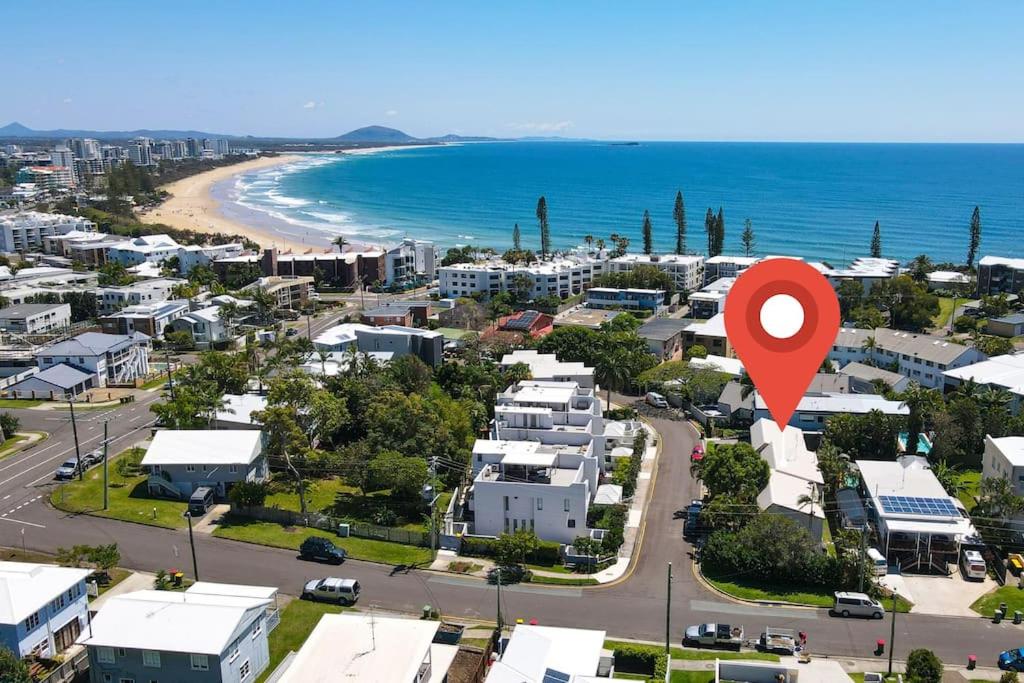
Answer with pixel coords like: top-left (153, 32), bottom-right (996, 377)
top-left (724, 259), bottom-right (840, 427)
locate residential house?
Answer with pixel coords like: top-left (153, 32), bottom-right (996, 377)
top-left (167, 307), bottom-right (230, 348)
top-left (943, 354), bottom-right (1024, 414)
top-left (79, 589), bottom-right (272, 683)
top-left (0, 302), bottom-right (71, 334)
top-left (499, 350), bottom-right (595, 388)
top-left (107, 234), bottom-right (181, 266)
top-left (688, 276), bottom-right (735, 318)
top-left (856, 456), bottom-right (980, 571)
top-left (35, 331), bottom-right (150, 387)
top-left (978, 255), bottom-right (1024, 296)
top-left (585, 287), bottom-right (667, 313)
top-left (829, 327), bottom-right (986, 389)
top-left (713, 658), bottom-right (854, 682)
top-left (176, 243), bottom-right (244, 274)
top-left (838, 361), bottom-right (911, 394)
top-left (717, 381), bottom-right (755, 424)
top-left (214, 394), bottom-right (268, 430)
top-left (552, 306), bottom-right (621, 330)
top-left (926, 270), bottom-right (972, 292)
top-left (987, 313), bottom-right (1024, 338)
top-left (96, 278), bottom-right (184, 314)
top-left (486, 624), bottom-right (619, 682)
top-left (5, 363), bottom-right (94, 399)
top-left (607, 253), bottom-right (705, 292)
top-left (498, 310), bottom-right (554, 338)
top-left (682, 313), bottom-right (733, 358)
top-left (299, 350), bottom-right (394, 377)
top-left (0, 561), bottom-right (90, 659)
top-left (141, 430), bottom-right (267, 499)
top-left (982, 435), bottom-right (1024, 497)
top-left (360, 303), bottom-right (415, 327)
top-left (751, 419), bottom-right (825, 542)
top-left (99, 300), bottom-right (189, 339)
top-left (753, 391), bottom-right (907, 431)
top-left (688, 354), bottom-right (744, 377)
top-left (637, 318), bottom-right (689, 361)
top-left (268, 612), bottom-right (460, 683)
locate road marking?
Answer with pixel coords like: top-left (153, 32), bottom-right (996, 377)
top-left (0, 517), bottom-right (46, 528)
top-left (2, 495), bottom-right (9, 500)
top-left (427, 575), bottom-right (584, 597)
top-left (22, 427), bottom-right (149, 487)
top-left (130, 415), bottom-right (144, 422)
top-left (689, 599), bottom-right (820, 620)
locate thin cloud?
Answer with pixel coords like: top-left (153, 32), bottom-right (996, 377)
top-left (385, 109), bottom-right (398, 117)
top-left (508, 120), bottom-right (573, 133)
top-left (62, 97), bottom-right (72, 104)
top-left (302, 101), bottom-right (317, 109)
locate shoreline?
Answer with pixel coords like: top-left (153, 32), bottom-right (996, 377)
top-left (139, 145), bottom-right (439, 253)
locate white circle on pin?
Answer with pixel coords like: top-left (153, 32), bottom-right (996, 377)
top-left (759, 294), bottom-right (805, 339)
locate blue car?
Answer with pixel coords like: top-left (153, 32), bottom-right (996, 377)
top-left (999, 648), bottom-right (1024, 671)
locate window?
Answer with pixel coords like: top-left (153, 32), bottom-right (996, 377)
top-left (103, 675), bottom-right (112, 683)
top-left (229, 646), bottom-right (240, 663)
top-left (190, 654), bottom-right (209, 671)
top-left (568, 519), bottom-right (576, 528)
top-left (97, 647), bottom-right (115, 664)
top-left (24, 611), bottom-right (40, 631)
top-left (240, 660), bottom-right (251, 679)
top-left (229, 465), bottom-right (238, 474)
top-left (118, 679), bottom-right (134, 683)
top-left (563, 499), bottom-right (570, 512)
top-left (503, 496), bottom-right (509, 511)
top-left (536, 499), bottom-right (543, 511)
top-left (142, 650), bottom-right (161, 668)
top-left (185, 465), bottom-right (196, 473)
top-left (252, 621), bottom-right (263, 639)
top-left (117, 648), bottom-right (127, 657)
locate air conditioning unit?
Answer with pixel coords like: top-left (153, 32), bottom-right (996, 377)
top-left (337, 523), bottom-right (350, 537)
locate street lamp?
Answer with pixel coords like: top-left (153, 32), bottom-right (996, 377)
top-left (184, 511), bottom-right (199, 581)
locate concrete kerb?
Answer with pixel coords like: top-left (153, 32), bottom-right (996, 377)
top-left (689, 558), bottom-right (822, 611)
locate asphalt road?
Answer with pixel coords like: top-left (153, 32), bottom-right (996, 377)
top-left (0, 391), bottom-right (1017, 666)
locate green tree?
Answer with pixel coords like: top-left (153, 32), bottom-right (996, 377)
top-left (704, 209), bottom-right (716, 256)
top-left (953, 314), bottom-right (978, 333)
top-left (536, 196), bottom-right (550, 260)
top-left (740, 218), bottom-right (755, 257)
top-left (0, 646), bottom-right (30, 683)
top-left (503, 362), bottom-right (533, 386)
top-left (512, 222), bottom-right (521, 251)
top-left (967, 205), bottom-right (981, 269)
top-left (98, 261), bottom-right (136, 287)
top-left (905, 648), bottom-right (943, 683)
top-left (823, 410), bottom-right (903, 460)
top-left (673, 190), bottom-right (686, 254)
top-left (595, 349), bottom-right (633, 407)
top-left (87, 544), bottom-right (121, 579)
top-left (0, 412), bottom-right (19, 440)
top-left (641, 209), bottom-right (653, 255)
top-left (975, 334), bottom-right (1014, 357)
top-left (870, 220), bottom-right (882, 258)
top-left (229, 481), bottom-right (269, 507)
top-left (715, 207), bottom-right (725, 256)
top-left (907, 254), bottom-right (934, 282)
top-left (1000, 671), bottom-right (1020, 683)
top-left (387, 354), bottom-right (433, 395)
top-left (868, 275), bottom-right (939, 332)
top-left (897, 382), bottom-right (941, 456)
top-left (700, 442), bottom-right (770, 502)
top-left (686, 344), bottom-right (708, 359)
top-left (835, 280), bottom-right (864, 319)
top-left (369, 450), bottom-right (429, 499)
top-left (494, 529), bottom-right (540, 567)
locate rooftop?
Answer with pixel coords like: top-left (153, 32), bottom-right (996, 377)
top-left (500, 350), bottom-right (594, 380)
top-left (835, 327), bottom-right (977, 365)
top-left (688, 354), bottom-right (744, 376)
top-left (19, 363), bottom-right (93, 390)
top-left (980, 255), bottom-right (1024, 270)
top-left (141, 430), bottom-right (263, 467)
top-left (750, 418), bottom-right (823, 484)
top-left (758, 469), bottom-right (825, 517)
top-left (486, 625), bottom-right (606, 683)
top-left (186, 581), bottom-right (277, 601)
top-left (684, 312), bottom-right (727, 338)
top-left (77, 589), bottom-right (270, 656)
top-left (37, 331), bottom-right (149, 357)
top-left (992, 313), bottom-right (1024, 325)
top-left (755, 392), bottom-right (907, 415)
top-left (838, 361), bottom-right (908, 386)
top-left (637, 317), bottom-right (689, 341)
top-left (987, 435), bottom-right (1024, 468)
top-left (0, 302), bottom-right (69, 318)
top-left (943, 354), bottom-right (1024, 394)
top-left (0, 561), bottom-right (90, 625)
top-left (215, 394), bottom-right (268, 426)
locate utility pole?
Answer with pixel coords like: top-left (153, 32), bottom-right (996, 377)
top-left (68, 399), bottom-right (83, 481)
top-left (306, 313), bottom-right (312, 339)
top-left (887, 591), bottom-right (897, 676)
top-left (665, 562), bottom-right (672, 654)
top-left (102, 421), bottom-right (109, 510)
top-left (164, 349), bottom-right (176, 400)
top-left (185, 511), bottom-right (199, 581)
top-left (496, 570), bottom-right (503, 655)
top-left (858, 526), bottom-right (867, 593)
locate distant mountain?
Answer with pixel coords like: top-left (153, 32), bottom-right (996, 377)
top-left (333, 126), bottom-right (417, 143)
top-left (0, 121), bottom-right (232, 140)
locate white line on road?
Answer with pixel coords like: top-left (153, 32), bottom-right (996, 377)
top-left (0, 517), bottom-right (45, 528)
top-left (2, 495), bottom-right (8, 500)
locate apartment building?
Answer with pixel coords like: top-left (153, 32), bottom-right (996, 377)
top-left (753, 391), bottom-right (908, 431)
top-left (978, 255), bottom-right (1024, 296)
top-left (499, 350), bottom-right (595, 388)
top-left (107, 234), bottom-right (181, 266)
top-left (637, 318), bottom-right (690, 361)
top-left (943, 354), bottom-right (1024, 414)
top-left (824, 256), bottom-right (900, 290)
top-left (682, 313), bottom-right (733, 358)
top-left (0, 210), bottom-right (95, 252)
top-left (14, 166), bottom-right (75, 193)
top-left (607, 253), bottom-right (705, 292)
top-left (492, 379), bottom-right (606, 458)
top-left (704, 255), bottom-right (759, 283)
top-left (585, 287), bottom-right (666, 312)
top-left (983, 435), bottom-right (1024, 497)
top-left (167, 307), bottom-right (230, 347)
top-left (213, 248), bottom-right (385, 289)
top-left (384, 238), bottom-right (438, 284)
top-left (100, 301), bottom-right (189, 339)
top-left (439, 255), bottom-right (607, 299)
top-left (0, 302), bottom-right (71, 334)
top-left (96, 278), bottom-right (183, 314)
top-left (176, 243), bottom-right (245, 274)
top-left (829, 327), bottom-right (986, 389)
top-left (35, 331), bottom-right (150, 387)
top-left (242, 276), bottom-right (313, 309)
top-left (313, 322), bottom-right (444, 367)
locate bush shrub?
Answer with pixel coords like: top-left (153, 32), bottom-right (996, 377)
top-left (612, 645), bottom-right (668, 679)
top-left (905, 648), bottom-right (942, 683)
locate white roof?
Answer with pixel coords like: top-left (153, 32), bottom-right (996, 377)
top-left (486, 625), bottom-right (606, 683)
top-left (299, 350), bottom-right (394, 376)
top-left (473, 440), bottom-right (557, 468)
top-left (215, 394), bottom-right (268, 426)
top-left (275, 612), bottom-right (443, 683)
top-left (500, 350), bottom-right (594, 380)
top-left (594, 484), bottom-right (623, 505)
top-left (689, 354), bottom-right (744, 376)
top-left (857, 456), bottom-right (950, 503)
top-left (512, 383), bottom-right (576, 406)
top-left (706, 255), bottom-right (758, 266)
top-left (988, 435), bottom-right (1024, 467)
top-left (141, 430), bottom-right (263, 467)
top-left (684, 312), bottom-right (727, 338)
top-left (927, 270), bottom-right (972, 285)
top-left (755, 392), bottom-right (908, 416)
top-left (758, 470), bottom-right (824, 517)
top-left (943, 354), bottom-right (1024, 395)
top-left (78, 590), bottom-right (269, 655)
top-left (312, 322), bottom-right (374, 348)
top-left (980, 255), bottom-right (1024, 270)
top-left (750, 419), bottom-right (823, 484)
top-left (0, 562), bottom-right (90, 624)
top-left (186, 581), bottom-right (277, 600)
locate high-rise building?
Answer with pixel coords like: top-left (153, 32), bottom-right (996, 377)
top-left (214, 138), bottom-right (230, 156)
top-left (171, 140), bottom-right (188, 159)
top-left (69, 138), bottom-right (101, 160)
top-left (186, 138), bottom-right (202, 157)
top-left (127, 139), bottom-right (153, 166)
top-left (49, 146), bottom-right (75, 170)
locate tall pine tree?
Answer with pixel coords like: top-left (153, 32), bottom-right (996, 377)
top-left (967, 206), bottom-right (981, 269)
top-left (642, 210), bottom-right (653, 255)
top-left (673, 190), bottom-right (686, 254)
top-left (741, 219), bottom-right (755, 257)
top-left (705, 208), bottom-right (716, 256)
top-left (512, 223), bottom-right (521, 251)
top-left (870, 221), bottom-right (882, 258)
top-left (536, 197), bottom-right (550, 260)
top-left (714, 207), bottom-right (726, 257)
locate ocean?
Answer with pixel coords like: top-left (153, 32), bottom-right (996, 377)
top-left (213, 141), bottom-right (1024, 265)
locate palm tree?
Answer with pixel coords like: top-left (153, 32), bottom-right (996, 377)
top-left (316, 348), bottom-right (332, 378)
top-left (583, 234), bottom-right (594, 249)
top-left (739, 372), bottom-right (757, 400)
top-left (955, 378), bottom-right (980, 400)
top-left (861, 335), bottom-right (877, 352)
top-left (594, 350), bottom-right (631, 409)
top-left (929, 459), bottom-right (966, 500)
top-left (978, 387), bottom-right (1013, 411)
top-left (898, 382), bottom-right (940, 456)
top-left (334, 235), bottom-right (347, 253)
top-left (595, 238), bottom-right (606, 251)
top-left (796, 484), bottom-right (818, 532)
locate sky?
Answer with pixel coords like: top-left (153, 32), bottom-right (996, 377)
top-left (4, 1), bottom-right (1023, 142)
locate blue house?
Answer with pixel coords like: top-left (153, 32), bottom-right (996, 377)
top-left (141, 430), bottom-right (267, 500)
top-left (0, 561), bottom-right (91, 659)
top-left (585, 287), bottom-right (667, 312)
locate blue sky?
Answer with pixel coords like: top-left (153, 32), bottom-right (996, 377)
top-left (5, 2), bottom-right (1022, 141)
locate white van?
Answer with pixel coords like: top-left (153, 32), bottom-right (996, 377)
top-left (867, 548), bottom-right (887, 576)
top-left (645, 392), bottom-right (669, 409)
top-left (961, 549), bottom-right (987, 580)
top-left (833, 592), bottom-right (884, 619)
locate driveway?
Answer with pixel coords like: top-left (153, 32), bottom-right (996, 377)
top-left (898, 573), bottom-right (998, 617)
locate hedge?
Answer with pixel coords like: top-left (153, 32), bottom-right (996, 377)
top-left (613, 645), bottom-right (668, 680)
top-left (459, 536), bottom-right (561, 566)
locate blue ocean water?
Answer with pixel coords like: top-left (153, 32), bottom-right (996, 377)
top-left (221, 142), bottom-right (1024, 265)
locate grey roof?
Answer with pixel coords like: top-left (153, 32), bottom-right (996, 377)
top-left (15, 363), bottom-right (92, 390)
top-left (992, 313), bottom-right (1024, 325)
top-left (835, 327), bottom-right (976, 365)
top-left (838, 361), bottom-right (907, 386)
top-left (362, 303), bottom-right (419, 317)
top-left (638, 318), bottom-right (690, 341)
top-left (717, 380), bottom-right (754, 414)
top-left (806, 373), bottom-right (852, 393)
top-left (0, 303), bottom-right (68, 319)
top-left (37, 331), bottom-right (148, 358)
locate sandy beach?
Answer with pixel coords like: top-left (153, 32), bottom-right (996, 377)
top-left (139, 145), bottom-right (440, 253)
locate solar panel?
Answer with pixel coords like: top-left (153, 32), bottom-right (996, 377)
top-left (879, 495), bottom-right (959, 517)
top-left (505, 310), bottom-right (540, 331)
top-left (543, 670), bottom-right (572, 683)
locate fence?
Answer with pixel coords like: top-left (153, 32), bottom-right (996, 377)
top-left (37, 648), bottom-right (89, 683)
top-left (232, 505), bottom-right (430, 547)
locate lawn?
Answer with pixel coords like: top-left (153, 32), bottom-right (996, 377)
top-left (527, 574), bottom-right (598, 586)
top-left (956, 470), bottom-right (981, 512)
top-left (212, 516), bottom-right (433, 566)
top-left (0, 434), bottom-right (29, 458)
top-left (94, 568), bottom-right (132, 598)
top-left (932, 296), bottom-right (957, 329)
top-left (970, 584), bottom-right (1024, 617)
top-left (50, 447), bottom-right (188, 529)
top-left (0, 398), bottom-right (43, 408)
top-left (257, 599), bottom-right (347, 683)
top-left (603, 640), bottom-right (778, 663)
top-left (705, 577), bottom-right (911, 612)
top-left (670, 673), bottom-right (715, 683)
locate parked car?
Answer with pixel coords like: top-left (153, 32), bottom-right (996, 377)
top-left (302, 577), bottom-right (360, 605)
top-left (683, 500), bottom-right (707, 539)
top-left (961, 549), bottom-right (987, 581)
top-left (188, 487), bottom-right (215, 516)
top-left (1000, 648), bottom-right (1024, 671)
top-left (54, 457), bottom-right (81, 480)
top-left (298, 536), bottom-right (347, 564)
top-left (81, 449), bottom-right (103, 467)
top-left (285, 327), bottom-right (298, 337)
top-left (690, 443), bottom-right (705, 462)
top-left (683, 623), bottom-right (744, 650)
top-left (645, 392), bottom-right (669, 409)
top-left (861, 674), bottom-right (887, 682)
top-left (832, 592), bottom-right (884, 619)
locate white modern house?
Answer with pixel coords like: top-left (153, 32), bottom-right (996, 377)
top-left (824, 257), bottom-right (900, 290)
top-left (829, 327), bottom-right (986, 389)
top-left (268, 612), bottom-right (460, 683)
top-left (983, 435), bottom-right (1024, 497)
top-left (35, 331), bottom-right (150, 387)
top-left (79, 589), bottom-right (272, 683)
top-left (944, 354), bottom-right (1024, 414)
top-left (214, 394), bottom-right (269, 430)
top-left (499, 350), bottom-right (595, 388)
top-left (96, 278), bottom-right (184, 314)
top-left (0, 561), bottom-right (90, 659)
top-left (99, 300), bottom-right (189, 339)
top-left (752, 392), bottom-right (907, 431)
top-left (486, 624), bottom-right (618, 682)
top-left (177, 243), bottom-right (245, 274)
top-left (106, 234), bottom-right (182, 266)
top-left (751, 419), bottom-right (825, 542)
top-left (0, 302), bottom-right (72, 334)
top-left (141, 430), bottom-right (267, 499)
top-left (313, 322), bottom-right (444, 367)
top-left (492, 380), bottom-right (606, 461)
top-left (167, 307), bottom-right (230, 347)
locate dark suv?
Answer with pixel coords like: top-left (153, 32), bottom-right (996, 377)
top-left (298, 536), bottom-right (347, 564)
